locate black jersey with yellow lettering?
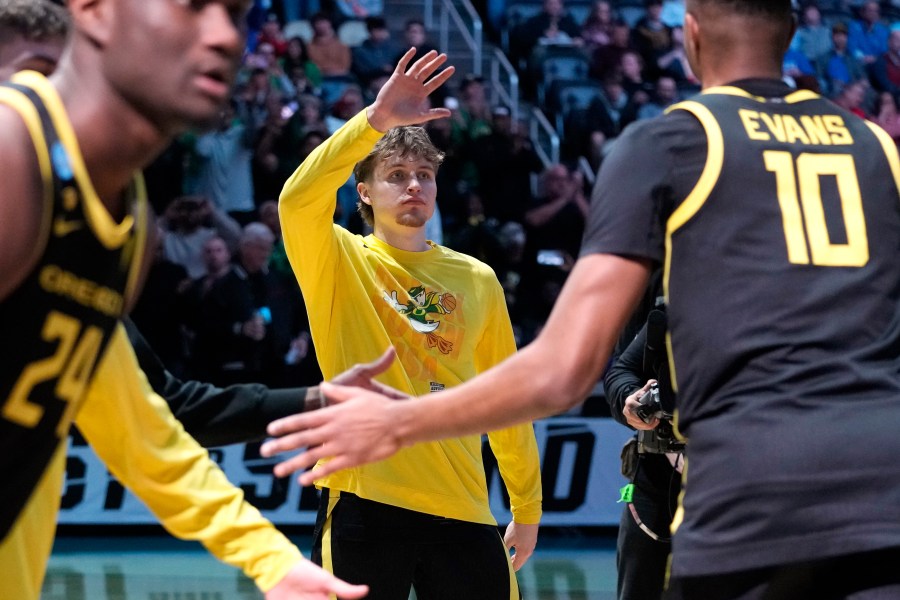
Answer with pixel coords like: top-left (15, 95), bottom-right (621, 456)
top-left (0, 72), bottom-right (147, 540)
top-left (581, 79), bottom-right (900, 576)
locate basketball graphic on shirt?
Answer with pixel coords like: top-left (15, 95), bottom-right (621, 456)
top-left (440, 293), bottom-right (457, 312)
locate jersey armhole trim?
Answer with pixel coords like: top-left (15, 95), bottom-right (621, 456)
top-left (12, 71), bottom-right (134, 250)
top-left (0, 87), bottom-right (54, 274)
top-left (661, 100), bottom-right (724, 393)
top-left (865, 120), bottom-right (900, 198)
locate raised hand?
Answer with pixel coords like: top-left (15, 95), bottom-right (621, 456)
top-left (366, 48), bottom-right (456, 133)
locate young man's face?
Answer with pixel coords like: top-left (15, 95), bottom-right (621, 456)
top-left (360, 155), bottom-right (437, 232)
top-left (0, 34), bottom-right (65, 80)
top-left (101, 0), bottom-right (249, 131)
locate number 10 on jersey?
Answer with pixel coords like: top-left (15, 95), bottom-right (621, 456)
top-left (764, 151), bottom-right (869, 267)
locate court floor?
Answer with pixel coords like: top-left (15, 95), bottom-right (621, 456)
top-left (43, 529), bottom-right (618, 599)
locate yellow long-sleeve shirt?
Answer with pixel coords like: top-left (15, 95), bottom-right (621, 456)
top-left (279, 110), bottom-right (542, 526)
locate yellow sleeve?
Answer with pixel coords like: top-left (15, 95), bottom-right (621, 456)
top-left (278, 109), bottom-right (383, 302)
top-left (479, 278), bottom-right (543, 525)
top-left (75, 325), bottom-right (302, 592)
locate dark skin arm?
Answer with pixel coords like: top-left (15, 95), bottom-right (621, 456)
top-left (0, 104), bottom-right (46, 304)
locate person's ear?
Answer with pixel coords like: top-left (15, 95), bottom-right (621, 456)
top-left (67, 0), bottom-right (116, 47)
top-left (683, 12), bottom-right (702, 82)
top-left (357, 182), bottom-right (373, 206)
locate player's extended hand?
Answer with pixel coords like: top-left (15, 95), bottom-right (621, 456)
top-left (329, 347), bottom-right (407, 400)
top-left (261, 383), bottom-right (406, 485)
top-left (366, 47), bottom-right (455, 132)
top-left (265, 558), bottom-right (368, 599)
top-left (504, 521), bottom-right (539, 571)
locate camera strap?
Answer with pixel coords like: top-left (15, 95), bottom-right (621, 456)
top-left (627, 501), bottom-right (671, 542)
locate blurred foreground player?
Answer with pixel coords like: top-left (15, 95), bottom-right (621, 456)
top-left (0, 0), bottom-right (366, 598)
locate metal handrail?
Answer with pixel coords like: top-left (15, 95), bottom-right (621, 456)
top-left (489, 48), bottom-right (519, 121)
top-left (424, 0), bottom-right (483, 76)
top-left (530, 106), bottom-right (560, 167)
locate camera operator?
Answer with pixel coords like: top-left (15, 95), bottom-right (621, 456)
top-left (604, 293), bottom-right (683, 600)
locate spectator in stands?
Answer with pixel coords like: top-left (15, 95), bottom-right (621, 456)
top-left (257, 94), bottom-right (329, 186)
top-left (236, 222), bottom-right (313, 387)
top-left (182, 235), bottom-right (259, 386)
top-left (325, 83), bottom-right (366, 132)
top-left (194, 100), bottom-right (259, 222)
top-left (616, 50), bottom-right (653, 116)
top-left (591, 75), bottom-right (638, 136)
top-left (257, 14), bottom-right (289, 57)
top-left (471, 106), bottom-right (544, 225)
top-left (871, 90), bottom-right (900, 143)
top-left (351, 16), bottom-right (400, 87)
top-left (563, 75), bottom-right (636, 167)
top-left (453, 74), bottom-right (495, 141)
top-left (235, 66), bottom-right (281, 129)
top-left (783, 44), bottom-right (818, 87)
top-left (307, 13), bottom-right (352, 78)
top-left (525, 164), bottom-right (589, 265)
top-left (632, 0), bottom-right (672, 78)
top-left (246, 42), bottom-right (298, 100)
top-left (637, 75), bottom-right (679, 120)
top-left (833, 78), bottom-right (870, 118)
top-left (581, 0), bottom-right (616, 50)
top-left (870, 28), bottom-right (900, 94)
top-left (656, 25), bottom-right (696, 84)
top-left (281, 36), bottom-right (323, 94)
top-left (592, 20), bottom-right (635, 81)
top-left (160, 196), bottom-right (243, 279)
top-left (397, 19), bottom-right (440, 64)
top-left (794, 3), bottom-right (832, 66)
top-left (258, 200), bottom-right (293, 279)
top-left (511, 0), bottom-right (583, 71)
top-left (849, 0), bottom-right (889, 65)
top-left (819, 21), bottom-right (866, 95)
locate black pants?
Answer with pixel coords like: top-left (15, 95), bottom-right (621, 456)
top-left (312, 489), bottom-right (519, 600)
top-left (664, 547), bottom-right (900, 600)
top-left (617, 453), bottom-right (681, 600)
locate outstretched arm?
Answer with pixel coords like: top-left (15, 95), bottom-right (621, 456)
top-left (261, 253), bottom-right (651, 483)
top-left (127, 316), bottom-right (403, 446)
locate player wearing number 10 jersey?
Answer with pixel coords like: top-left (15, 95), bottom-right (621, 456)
top-left (581, 78), bottom-right (900, 580)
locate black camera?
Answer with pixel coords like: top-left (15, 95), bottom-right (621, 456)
top-left (636, 383), bottom-right (685, 453)
top-left (636, 383), bottom-right (662, 423)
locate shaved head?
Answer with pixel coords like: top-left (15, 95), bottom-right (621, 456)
top-left (683, 0), bottom-right (794, 87)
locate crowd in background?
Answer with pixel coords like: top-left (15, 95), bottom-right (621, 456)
top-left (134, 0), bottom-right (900, 402)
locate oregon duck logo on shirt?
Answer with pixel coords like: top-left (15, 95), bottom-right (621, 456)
top-left (383, 284), bottom-right (457, 354)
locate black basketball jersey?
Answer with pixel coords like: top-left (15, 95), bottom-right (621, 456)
top-left (0, 72), bottom-right (148, 539)
top-left (582, 80), bottom-right (900, 575)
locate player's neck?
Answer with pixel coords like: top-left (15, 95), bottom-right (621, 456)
top-left (373, 225), bottom-right (430, 252)
top-left (700, 61), bottom-right (783, 89)
top-left (51, 63), bottom-right (171, 210)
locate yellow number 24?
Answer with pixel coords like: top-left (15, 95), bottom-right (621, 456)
top-left (3, 311), bottom-right (103, 438)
